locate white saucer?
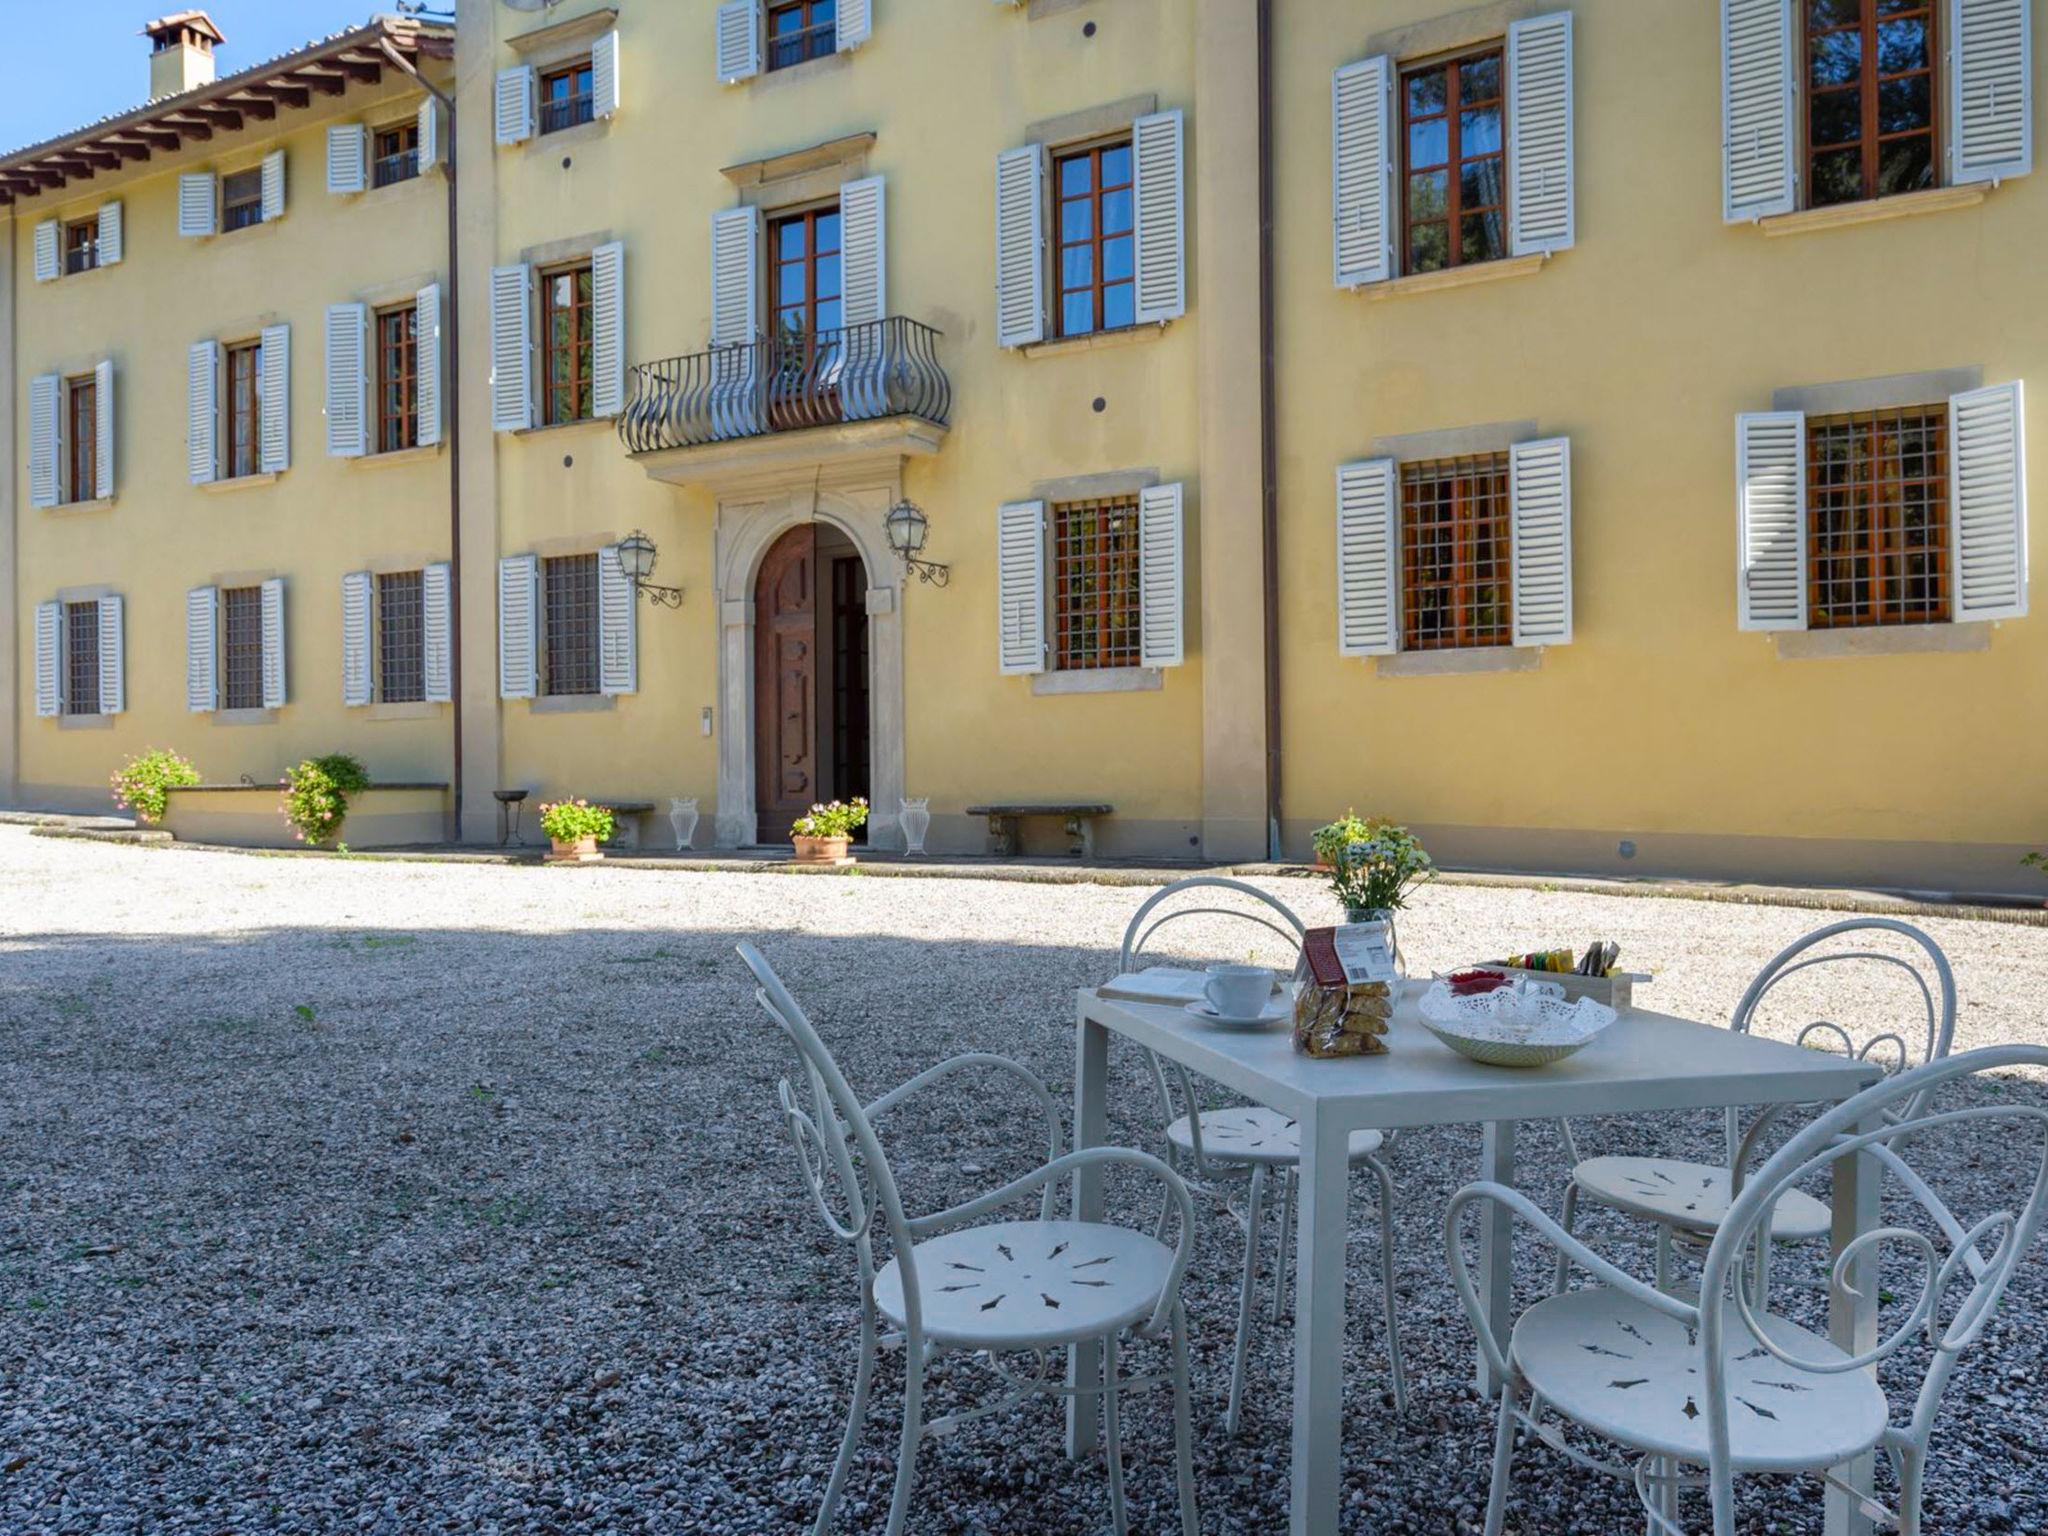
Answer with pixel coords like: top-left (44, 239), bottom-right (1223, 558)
top-left (1184, 997), bottom-right (1290, 1031)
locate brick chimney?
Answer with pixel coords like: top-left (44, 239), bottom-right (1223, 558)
top-left (143, 10), bottom-right (224, 99)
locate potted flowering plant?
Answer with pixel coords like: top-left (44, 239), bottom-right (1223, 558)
top-left (1311, 809), bottom-right (1385, 870)
top-left (540, 798), bottom-right (615, 862)
top-left (1327, 822), bottom-right (1433, 972)
top-left (790, 798), bottom-right (867, 865)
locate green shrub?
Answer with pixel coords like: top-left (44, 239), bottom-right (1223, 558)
top-left (109, 748), bottom-right (201, 824)
top-left (539, 798), bottom-right (615, 844)
top-left (281, 754), bottom-right (372, 846)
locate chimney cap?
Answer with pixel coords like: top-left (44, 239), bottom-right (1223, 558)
top-left (141, 10), bottom-right (226, 49)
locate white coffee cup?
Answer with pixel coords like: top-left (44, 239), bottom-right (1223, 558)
top-left (1204, 964), bottom-right (1273, 1020)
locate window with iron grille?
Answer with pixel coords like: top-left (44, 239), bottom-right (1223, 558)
top-left (768, 0), bottom-right (836, 70)
top-left (377, 571), bottom-right (426, 704)
top-left (64, 600), bottom-right (100, 716)
top-left (539, 60), bottom-right (596, 134)
top-left (542, 263), bottom-right (594, 426)
top-left (66, 375), bottom-right (97, 502)
top-left (376, 304), bottom-right (419, 453)
top-left (1400, 455), bottom-right (1512, 650)
top-left (221, 585), bottom-right (264, 710)
top-left (373, 121), bottom-right (421, 188)
top-left (224, 339), bottom-right (263, 479)
top-left (1401, 47), bottom-right (1506, 274)
top-left (221, 167), bottom-right (264, 231)
top-left (64, 217), bottom-right (98, 276)
top-left (1052, 496), bottom-right (1142, 671)
top-left (542, 554), bottom-right (600, 696)
top-left (1054, 140), bottom-right (1136, 338)
top-left (1805, 0), bottom-right (1937, 209)
top-left (1807, 406), bottom-right (1950, 628)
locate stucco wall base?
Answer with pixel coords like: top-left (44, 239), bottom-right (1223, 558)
top-left (912, 812), bottom-right (1204, 862)
top-left (163, 786), bottom-right (450, 849)
top-left (1281, 819), bottom-right (2045, 902)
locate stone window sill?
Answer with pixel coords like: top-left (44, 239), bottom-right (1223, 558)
top-left (353, 443), bottom-right (443, 468)
top-left (513, 415), bottom-right (615, 439)
top-left (50, 495), bottom-right (116, 515)
top-left (367, 700), bottom-right (443, 721)
top-left (212, 708), bottom-right (279, 726)
top-left (531, 116), bottom-right (612, 155)
top-left (200, 472), bottom-right (280, 494)
top-left (1355, 252), bottom-right (1548, 301)
top-left (1758, 184), bottom-right (1988, 238)
top-left (58, 712), bottom-right (115, 730)
top-left (1376, 645), bottom-right (1541, 678)
top-left (1774, 622), bottom-right (1991, 660)
top-left (1019, 323), bottom-right (1169, 359)
top-left (356, 174), bottom-right (437, 211)
top-left (1032, 666), bottom-right (1163, 696)
top-left (531, 692), bottom-right (614, 714)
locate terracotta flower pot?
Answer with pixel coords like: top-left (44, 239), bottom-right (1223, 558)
top-left (792, 833), bottom-right (852, 866)
top-left (548, 834), bottom-right (602, 863)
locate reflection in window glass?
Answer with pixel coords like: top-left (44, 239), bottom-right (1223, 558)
top-left (1401, 50), bottom-right (1504, 274)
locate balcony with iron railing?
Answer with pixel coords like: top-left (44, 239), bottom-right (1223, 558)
top-left (619, 316), bottom-right (951, 482)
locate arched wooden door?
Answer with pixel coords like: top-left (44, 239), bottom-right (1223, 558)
top-left (754, 525), bottom-right (819, 843)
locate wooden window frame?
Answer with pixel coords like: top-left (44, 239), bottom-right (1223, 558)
top-left (222, 338), bottom-right (264, 480)
top-left (768, 202), bottom-right (845, 342)
top-left (1805, 405), bottom-right (1951, 629)
top-left (220, 585), bottom-right (265, 711)
top-left (63, 599), bottom-right (100, 717)
top-left (1052, 137), bottom-right (1137, 339)
top-left (375, 303), bottom-right (419, 454)
top-left (63, 216), bottom-right (99, 276)
top-left (220, 167), bottom-right (264, 232)
top-left (541, 552), bottom-right (601, 697)
top-left (767, 0), bottom-right (837, 71)
top-left (64, 373), bottom-right (97, 503)
top-left (1050, 495), bottom-right (1144, 671)
top-left (540, 261), bottom-right (594, 427)
top-left (1802, 0), bottom-right (1939, 210)
top-left (376, 570), bottom-right (426, 705)
top-left (372, 121), bottom-right (421, 188)
top-left (1399, 454), bottom-right (1514, 651)
top-left (538, 59), bottom-right (596, 135)
top-left (1399, 45), bottom-right (1508, 277)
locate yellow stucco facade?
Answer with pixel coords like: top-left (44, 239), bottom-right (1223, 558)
top-left (5, 2), bottom-right (2044, 893)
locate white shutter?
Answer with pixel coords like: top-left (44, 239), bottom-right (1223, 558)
top-left (27, 373), bottom-right (59, 509)
top-left (490, 264), bottom-right (534, 432)
top-left (186, 587), bottom-right (218, 712)
top-left (1735, 411), bottom-right (1808, 630)
top-left (98, 201), bottom-right (123, 266)
top-left (32, 219), bottom-right (58, 282)
top-left (1952, 0), bottom-right (2032, 184)
top-left (1336, 459), bottom-right (1399, 656)
top-left (260, 323), bottom-right (291, 473)
top-left (327, 124), bottom-right (367, 195)
top-left (499, 555), bottom-right (539, 699)
top-left (1950, 381), bottom-right (2028, 621)
top-left (34, 602), bottom-right (61, 718)
top-left (325, 303), bottom-right (369, 458)
top-left (1333, 57), bottom-right (1394, 288)
top-left (839, 175), bottom-right (886, 327)
top-left (260, 578), bottom-right (288, 710)
top-left (495, 66), bottom-right (536, 145)
top-left (187, 341), bottom-right (220, 486)
top-left (342, 571), bottom-right (373, 707)
top-left (99, 594), bottom-right (125, 716)
top-left (179, 172), bottom-right (218, 237)
top-left (423, 562), bottom-right (453, 703)
top-left (418, 97), bottom-right (443, 171)
top-left (995, 145), bottom-right (1046, 347)
top-left (1722, 0), bottom-right (1796, 221)
top-left (1138, 482), bottom-right (1186, 669)
top-left (710, 207), bottom-right (760, 344)
top-left (416, 283), bottom-right (444, 447)
top-left (1507, 13), bottom-right (1574, 256)
top-left (593, 28), bottom-right (622, 117)
top-left (94, 359), bottom-right (115, 501)
top-left (599, 545), bottom-right (639, 696)
top-left (997, 499), bottom-right (1047, 675)
top-left (717, 1), bottom-right (762, 83)
top-left (1509, 437), bottom-right (1573, 646)
top-left (591, 242), bottom-right (626, 418)
top-left (1132, 109), bottom-right (1186, 324)
top-left (838, 0), bottom-right (872, 52)
top-left (261, 148), bottom-right (287, 221)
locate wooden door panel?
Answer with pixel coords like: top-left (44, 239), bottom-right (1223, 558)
top-left (755, 525), bottom-right (818, 842)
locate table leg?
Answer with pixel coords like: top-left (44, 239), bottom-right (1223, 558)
top-left (1824, 1115), bottom-right (1881, 1536)
top-left (1475, 1120), bottom-right (1518, 1397)
top-left (1066, 1007), bottom-right (1110, 1457)
top-left (1289, 1107), bottom-right (1350, 1536)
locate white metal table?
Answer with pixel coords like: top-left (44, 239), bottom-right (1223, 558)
top-left (1068, 984), bottom-right (1884, 1536)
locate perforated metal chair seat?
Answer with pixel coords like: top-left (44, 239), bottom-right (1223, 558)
top-left (1572, 1155), bottom-right (1833, 1242)
top-left (1165, 1106), bottom-right (1385, 1168)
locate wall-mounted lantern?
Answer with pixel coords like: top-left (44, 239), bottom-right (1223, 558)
top-left (885, 499), bottom-right (950, 586)
top-left (614, 529), bottom-right (684, 608)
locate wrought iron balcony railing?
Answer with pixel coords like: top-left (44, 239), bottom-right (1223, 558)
top-left (619, 316), bottom-right (951, 456)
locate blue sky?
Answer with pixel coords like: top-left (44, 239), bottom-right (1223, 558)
top-left (3, 2), bottom-right (384, 154)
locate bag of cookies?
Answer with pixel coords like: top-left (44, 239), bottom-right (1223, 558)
top-left (1293, 926), bottom-right (1394, 1058)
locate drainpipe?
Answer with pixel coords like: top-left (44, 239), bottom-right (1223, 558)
top-left (1257, 0), bottom-right (1282, 860)
top-left (382, 37), bottom-right (464, 840)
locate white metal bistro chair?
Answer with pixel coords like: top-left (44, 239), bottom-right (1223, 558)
top-left (1556, 918), bottom-right (1957, 1300)
top-left (737, 941), bottom-right (1201, 1536)
top-left (1119, 877), bottom-right (1408, 1432)
top-left (1447, 1043), bottom-right (2048, 1536)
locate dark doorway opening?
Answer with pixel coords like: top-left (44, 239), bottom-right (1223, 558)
top-left (753, 523), bottom-right (871, 844)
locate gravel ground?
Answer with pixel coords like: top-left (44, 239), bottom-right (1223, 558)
top-left (2, 827), bottom-right (2044, 1535)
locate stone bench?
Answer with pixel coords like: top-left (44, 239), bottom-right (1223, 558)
top-left (601, 801), bottom-right (658, 850)
top-left (964, 803), bottom-right (1115, 859)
